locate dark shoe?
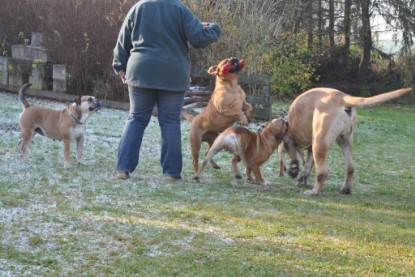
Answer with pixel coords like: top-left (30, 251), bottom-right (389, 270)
top-left (116, 171), bottom-right (130, 180)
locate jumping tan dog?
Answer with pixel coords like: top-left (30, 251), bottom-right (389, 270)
top-left (283, 87), bottom-right (413, 195)
top-left (194, 118), bottom-right (287, 186)
top-left (18, 83), bottom-right (101, 167)
top-left (183, 57), bottom-right (253, 172)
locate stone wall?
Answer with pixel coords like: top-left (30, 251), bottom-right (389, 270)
top-left (0, 32), bottom-right (67, 93)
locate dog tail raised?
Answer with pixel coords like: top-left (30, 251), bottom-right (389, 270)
top-left (342, 87), bottom-right (412, 107)
top-left (18, 83), bottom-right (32, 109)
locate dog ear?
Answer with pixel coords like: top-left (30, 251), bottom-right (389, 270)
top-left (73, 96), bottom-right (81, 106)
top-left (207, 66), bottom-right (218, 75)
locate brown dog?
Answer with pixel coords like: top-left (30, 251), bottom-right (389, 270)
top-left (194, 118), bottom-right (287, 186)
top-left (183, 57), bottom-right (253, 172)
top-left (18, 83), bottom-right (101, 167)
top-left (283, 87), bottom-right (413, 195)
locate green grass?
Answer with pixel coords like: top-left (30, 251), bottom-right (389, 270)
top-left (0, 92), bottom-right (414, 276)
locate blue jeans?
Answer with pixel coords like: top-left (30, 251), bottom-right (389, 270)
top-left (116, 86), bottom-right (185, 177)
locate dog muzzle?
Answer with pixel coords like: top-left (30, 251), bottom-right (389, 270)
top-left (221, 58), bottom-right (246, 75)
top-left (90, 100), bottom-right (102, 111)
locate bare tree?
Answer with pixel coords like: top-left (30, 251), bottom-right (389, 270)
top-left (358, 0), bottom-right (372, 81)
top-left (0, 0), bottom-right (39, 56)
top-left (328, 0), bottom-right (335, 50)
top-left (30, 0), bottom-right (131, 97)
top-left (306, 0), bottom-right (314, 50)
top-left (189, 0), bottom-right (289, 74)
top-left (374, 0), bottom-right (415, 53)
top-left (343, 0), bottom-right (352, 64)
top-left (317, 0), bottom-right (323, 50)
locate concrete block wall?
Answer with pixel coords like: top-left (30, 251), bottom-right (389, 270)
top-left (53, 64), bottom-right (67, 93)
top-left (29, 62), bottom-right (53, 91)
top-left (7, 58), bottom-right (31, 87)
top-left (0, 57), bottom-right (9, 86)
top-left (2, 32), bottom-right (65, 92)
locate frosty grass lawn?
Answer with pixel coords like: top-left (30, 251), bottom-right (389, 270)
top-left (0, 91), bottom-right (414, 276)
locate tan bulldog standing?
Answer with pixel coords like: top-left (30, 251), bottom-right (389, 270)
top-left (18, 83), bottom-right (101, 167)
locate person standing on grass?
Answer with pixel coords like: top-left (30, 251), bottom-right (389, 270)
top-left (113, 0), bottom-right (221, 181)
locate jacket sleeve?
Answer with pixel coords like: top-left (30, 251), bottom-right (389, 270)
top-left (181, 6), bottom-right (221, 49)
top-left (112, 10), bottom-right (135, 74)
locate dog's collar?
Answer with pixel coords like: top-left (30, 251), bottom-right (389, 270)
top-left (70, 114), bottom-right (83, 125)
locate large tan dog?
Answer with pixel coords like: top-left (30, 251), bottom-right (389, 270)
top-left (283, 87), bottom-right (413, 195)
top-left (183, 57), bottom-right (253, 172)
top-left (18, 83), bottom-right (101, 167)
top-left (194, 118), bottom-right (287, 186)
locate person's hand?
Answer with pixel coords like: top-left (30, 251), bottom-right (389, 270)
top-left (119, 70), bottom-right (126, 84)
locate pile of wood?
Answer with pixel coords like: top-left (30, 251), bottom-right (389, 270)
top-left (183, 86), bottom-right (212, 109)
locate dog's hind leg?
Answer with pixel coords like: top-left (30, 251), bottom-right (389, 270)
top-left (190, 130), bottom-right (203, 172)
top-left (194, 138), bottom-right (225, 181)
top-left (193, 157), bottom-right (210, 181)
top-left (19, 130), bottom-right (34, 160)
top-left (232, 155), bottom-right (242, 179)
top-left (304, 140), bottom-right (329, 196)
top-left (203, 131), bottom-right (220, 169)
top-left (298, 147), bottom-right (314, 186)
top-left (245, 167), bottom-right (254, 182)
top-left (338, 138), bottom-right (354, 194)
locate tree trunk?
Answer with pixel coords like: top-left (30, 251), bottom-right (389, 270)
top-left (359, 0), bottom-right (372, 82)
top-left (293, 0), bottom-right (301, 34)
top-left (328, 0), bottom-right (335, 50)
top-left (318, 0), bottom-right (322, 50)
top-left (343, 0), bottom-right (352, 64)
top-left (306, 0), bottom-right (313, 50)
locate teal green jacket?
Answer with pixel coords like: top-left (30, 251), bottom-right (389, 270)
top-left (113, 0), bottom-right (221, 92)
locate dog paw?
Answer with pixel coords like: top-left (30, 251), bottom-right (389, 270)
top-left (340, 187), bottom-right (352, 194)
top-left (288, 168), bottom-right (298, 178)
top-left (261, 181), bottom-right (271, 186)
top-left (303, 189), bottom-right (319, 196)
top-left (298, 175), bottom-right (308, 187)
top-left (288, 160), bottom-right (299, 178)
